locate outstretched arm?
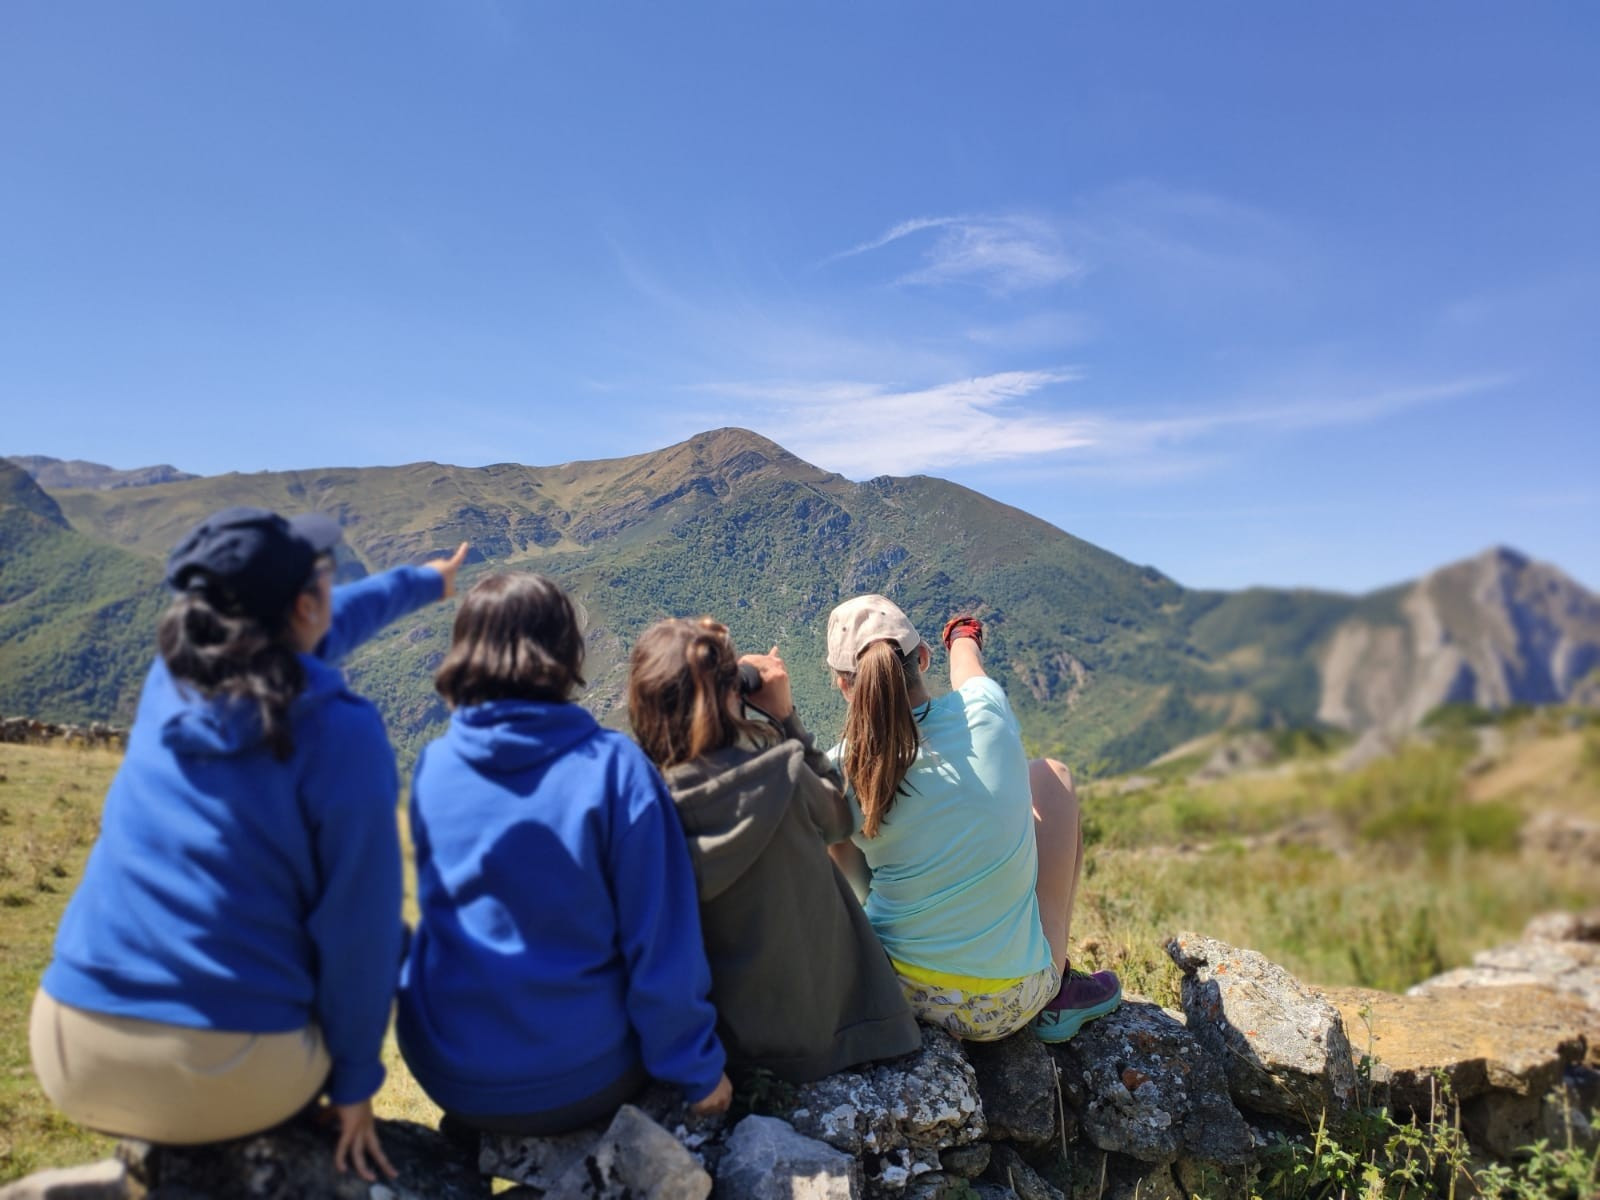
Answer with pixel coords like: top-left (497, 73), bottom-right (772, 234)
top-left (317, 543), bottom-right (468, 663)
top-left (944, 616), bottom-right (987, 691)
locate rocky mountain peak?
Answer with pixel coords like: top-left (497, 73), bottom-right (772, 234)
top-left (672, 426), bottom-right (831, 485)
top-left (1319, 545), bottom-right (1600, 731)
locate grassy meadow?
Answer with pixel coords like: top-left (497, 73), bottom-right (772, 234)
top-left (2, 712), bottom-right (1599, 1184)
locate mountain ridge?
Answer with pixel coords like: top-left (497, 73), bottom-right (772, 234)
top-left (4, 431), bottom-right (1596, 770)
top-left (7, 455), bottom-right (198, 491)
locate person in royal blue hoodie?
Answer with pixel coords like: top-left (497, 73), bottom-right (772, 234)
top-left (396, 572), bottom-right (731, 1136)
top-left (30, 506), bottom-right (466, 1183)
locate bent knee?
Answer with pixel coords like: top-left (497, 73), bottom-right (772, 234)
top-left (1029, 756), bottom-right (1077, 797)
top-left (1028, 759), bottom-right (1081, 830)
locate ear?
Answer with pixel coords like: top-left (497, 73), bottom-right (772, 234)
top-left (291, 588), bottom-right (321, 627)
top-left (917, 643), bottom-right (931, 672)
top-left (834, 673), bottom-right (852, 700)
top-left (285, 587), bottom-right (325, 651)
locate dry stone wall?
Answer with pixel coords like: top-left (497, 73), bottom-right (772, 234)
top-left (5, 913), bottom-right (1597, 1200)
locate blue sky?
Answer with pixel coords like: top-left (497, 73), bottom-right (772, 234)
top-left (3, 4), bottom-right (1596, 592)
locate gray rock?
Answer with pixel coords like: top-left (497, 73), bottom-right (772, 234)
top-left (1167, 932), bottom-right (1357, 1120)
top-left (1458, 1059), bottom-right (1600, 1159)
top-left (480, 1126), bottom-right (599, 1191)
top-left (480, 1086), bottom-right (722, 1189)
top-left (1461, 1090), bottom-right (1546, 1161)
top-left (716, 1115), bottom-right (860, 1199)
top-left (547, 1105), bottom-right (710, 1199)
top-left (937, 1144), bottom-right (991, 1179)
top-left (962, 1033), bottom-right (1060, 1146)
top-left (1525, 909), bottom-right (1600, 943)
top-left (980, 1146), bottom-right (1061, 1200)
top-left (779, 1027), bottom-right (984, 1193)
top-left (969, 1188), bottom-right (1020, 1200)
top-left (129, 1118), bottom-right (487, 1199)
top-left (0, 1159), bottom-right (128, 1200)
top-left (1543, 1066), bottom-right (1600, 1154)
top-left (1048, 998), bottom-right (1252, 1168)
top-left (1412, 935), bottom-right (1600, 1013)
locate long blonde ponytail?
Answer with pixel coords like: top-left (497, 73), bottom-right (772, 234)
top-left (840, 641), bottom-right (922, 837)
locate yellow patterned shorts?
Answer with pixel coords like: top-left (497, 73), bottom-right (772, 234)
top-left (894, 963), bottom-right (1062, 1042)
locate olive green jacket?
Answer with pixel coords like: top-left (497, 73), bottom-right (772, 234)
top-left (664, 711), bottom-right (921, 1083)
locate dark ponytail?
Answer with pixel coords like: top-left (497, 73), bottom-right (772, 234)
top-left (629, 617), bottom-right (773, 770)
top-left (840, 640), bottom-right (922, 837)
top-left (156, 590), bottom-right (306, 761)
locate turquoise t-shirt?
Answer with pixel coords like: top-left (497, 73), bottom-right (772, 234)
top-left (828, 676), bottom-right (1052, 983)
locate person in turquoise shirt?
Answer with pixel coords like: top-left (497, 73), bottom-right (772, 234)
top-left (824, 595), bottom-right (1121, 1043)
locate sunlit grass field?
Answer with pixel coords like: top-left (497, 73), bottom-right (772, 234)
top-left (3, 714), bottom-right (1598, 1181)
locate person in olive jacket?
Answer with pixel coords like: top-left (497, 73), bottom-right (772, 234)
top-left (628, 617), bottom-right (920, 1084)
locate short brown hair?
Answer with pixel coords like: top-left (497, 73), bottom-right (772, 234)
top-left (628, 617), bottom-right (773, 769)
top-left (435, 573), bottom-right (586, 708)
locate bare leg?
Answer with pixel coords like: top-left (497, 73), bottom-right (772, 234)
top-left (1029, 757), bottom-right (1084, 976)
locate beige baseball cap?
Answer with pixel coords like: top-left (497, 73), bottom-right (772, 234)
top-left (826, 594), bottom-right (921, 672)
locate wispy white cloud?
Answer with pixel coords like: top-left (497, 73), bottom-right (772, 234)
top-left (828, 187), bottom-right (1301, 302)
top-left (694, 369), bottom-right (1090, 476)
top-left (827, 216), bottom-right (962, 262)
top-left (688, 371), bottom-right (1510, 481)
top-left (826, 214), bottom-right (1083, 295)
top-left (1107, 374), bottom-right (1514, 449)
top-left (611, 195), bottom-right (1511, 485)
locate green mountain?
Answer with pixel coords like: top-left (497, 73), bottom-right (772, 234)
top-left (5, 430), bottom-right (1597, 772)
top-left (0, 461), bottom-right (167, 723)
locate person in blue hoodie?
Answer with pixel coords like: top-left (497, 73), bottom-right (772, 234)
top-left (396, 572), bottom-right (731, 1136)
top-left (30, 506), bottom-right (466, 1182)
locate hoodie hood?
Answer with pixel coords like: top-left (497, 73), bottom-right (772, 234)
top-left (156, 654), bottom-right (349, 757)
top-left (666, 740), bottom-right (808, 901)
top-left (446, 699), bottom-right (600, 773)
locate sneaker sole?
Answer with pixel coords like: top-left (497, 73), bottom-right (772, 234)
top-left (1029, 986), bottom-right (1123, 1043)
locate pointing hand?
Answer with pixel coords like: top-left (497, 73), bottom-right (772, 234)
top-left (425, 542), bottom-right (470, 598)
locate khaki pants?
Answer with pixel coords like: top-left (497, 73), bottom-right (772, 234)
top-left (29, 989), bottom-right (331, 1144)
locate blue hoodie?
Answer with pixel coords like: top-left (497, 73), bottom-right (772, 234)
top-left (396, 699), bottom-right (725, 1117)
top-left (43, 565), bottom-right (442, 1106)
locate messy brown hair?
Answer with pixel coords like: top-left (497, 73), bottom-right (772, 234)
top-left (837, 641), bottom-right (923, 837)
top-left (628, 617), bottom-right (774, 770)
top-left (435, 573), bottom-right (586, 708)
top-left (157, 589), bottom-right (307, 762)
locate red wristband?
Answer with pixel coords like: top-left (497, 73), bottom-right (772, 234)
top-left (941, 616), bottom-right (984, 652)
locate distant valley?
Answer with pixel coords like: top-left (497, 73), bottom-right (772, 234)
top-left (3, 431), bottom-right (1597, 772)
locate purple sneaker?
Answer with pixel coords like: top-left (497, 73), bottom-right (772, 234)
top-left (1030, 968), bottom-right (1122, 1043)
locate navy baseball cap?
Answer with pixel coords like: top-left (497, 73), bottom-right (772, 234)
top-left (165, 506), bottom-right (343, 623)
